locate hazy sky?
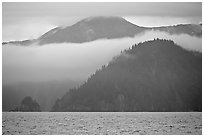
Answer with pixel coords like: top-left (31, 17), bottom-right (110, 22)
top-left (2, 2), bottom-right (202, 41)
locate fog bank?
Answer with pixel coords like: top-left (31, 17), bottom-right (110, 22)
top-left (3, 31), bottom-right (201, 84)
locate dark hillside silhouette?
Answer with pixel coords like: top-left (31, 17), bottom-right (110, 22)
top-left (13, 96), bottom-right (41, 112)
top-left (52, 39), bottom-right (202, 112)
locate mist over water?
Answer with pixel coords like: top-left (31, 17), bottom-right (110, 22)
top-left (3, 31), bottom-right (201, 85)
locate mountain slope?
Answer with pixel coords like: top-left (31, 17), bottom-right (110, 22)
top-left (153, 24), bottom-right (202, 37)
top-left (3, 16), bottom-right (202, 46)
top-left (51, 39), bottom-right (202, 112)
top-left (38, 16), bottom-right (146, 45)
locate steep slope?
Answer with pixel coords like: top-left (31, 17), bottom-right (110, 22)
top-left (52, 39), bottom-right (202, 112)
top-left (2, 16), bottom-right (202, 46)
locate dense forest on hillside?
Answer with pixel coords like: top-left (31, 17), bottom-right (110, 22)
top-left (52, 39), bottom-right (202, 112)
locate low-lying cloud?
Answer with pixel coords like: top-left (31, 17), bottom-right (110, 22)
top-left (2, 30), bottom-right (201, 84)
top-left (139, 30), bottom-right (202, 52)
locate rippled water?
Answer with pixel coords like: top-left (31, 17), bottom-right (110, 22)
top-left (2, 112), bottom-right (202, 135)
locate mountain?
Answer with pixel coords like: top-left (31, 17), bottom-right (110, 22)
top-left (2, 16), bottom-right (202, 46)
top-left (38, 16), bottom-right (146, 45)
top-left (12, 96), bottom-right (41, 112)
top-left (2, 80), bottom-right (82, 111)
top-left (153, 24), bottom-right (202, 37)
top-left (51, 39), bottom-right (202, 112)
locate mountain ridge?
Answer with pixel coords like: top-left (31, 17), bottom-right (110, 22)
top-left (3, 16), bottom-right (202, 46)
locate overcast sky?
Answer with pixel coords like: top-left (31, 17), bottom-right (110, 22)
top-left (2, 2), bottom-right (202, 85)
top-left (2, 2), bottom-right (202, 41)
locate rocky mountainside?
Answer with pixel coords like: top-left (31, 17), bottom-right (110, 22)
top-left (51, 39), bottom-right (202, 112)
top-left (3, 16), bottom-right (202, 46)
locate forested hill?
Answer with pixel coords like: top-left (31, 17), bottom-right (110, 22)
top-left (52, 39), bottom-right (202, 112)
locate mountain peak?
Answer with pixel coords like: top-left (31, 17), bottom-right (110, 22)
top-left (3, 16), bottom-right (202, 46)
top-left (37, 16), bottom-right (143, 45)
top-left (76, 16), bottom-right (131, 27)
top-left (81, 16), bottom-right (126, 22)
